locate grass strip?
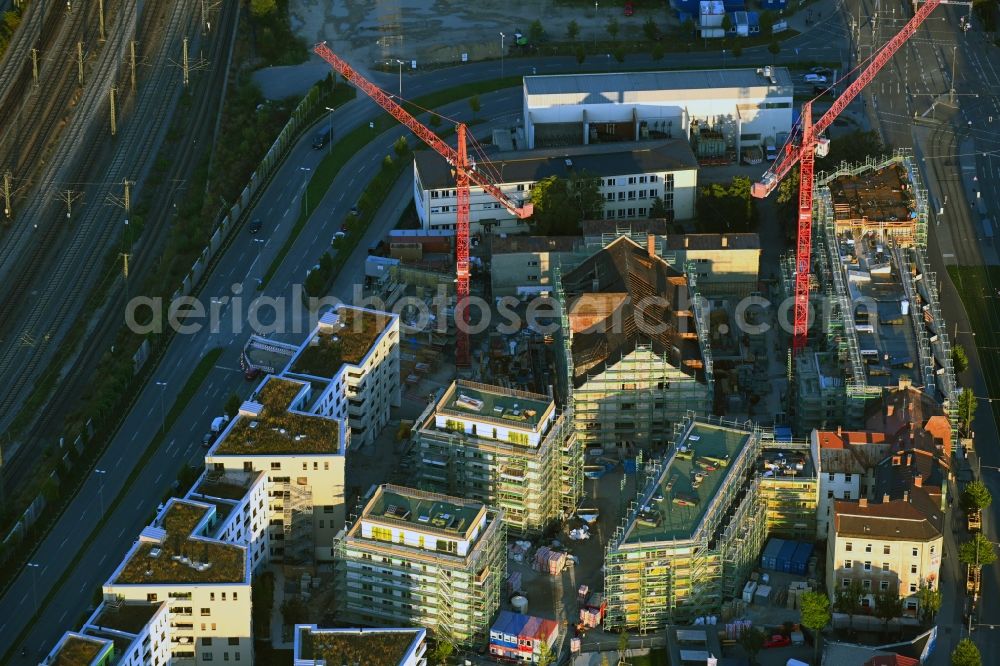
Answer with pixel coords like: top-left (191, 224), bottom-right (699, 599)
top-left (0, 347), bottom-right (224, 666)
top-left (947, 265), bottom-right (1000, 427)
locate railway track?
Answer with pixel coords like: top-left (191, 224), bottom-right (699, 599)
top-left (0, 0), bottom-right (199, 432)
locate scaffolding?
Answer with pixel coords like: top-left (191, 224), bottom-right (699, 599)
top-left (282, 481), bottom-right (314, 565)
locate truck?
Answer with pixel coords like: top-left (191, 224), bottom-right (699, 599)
top-left (311, 124), bottom-right (332, 149)
top-left (211, 415), bottom-right (230, 433)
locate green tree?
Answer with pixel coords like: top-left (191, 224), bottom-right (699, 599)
top-left (960, 533), bottom-right (998, 569)
top-left (643, 17), bottom-right (659, 41)
top-left (800, 591), bottom-right (831, 664)
top-left (722, 14), bottom-right (733, 33)
top-left (607, 17), bottom-right (620, 41)
top-left (682, 18), bottom-right (696, 36)
top-left (651, 42), bottom-right (665, 60)
top-left (916, 584), bottom-right (942, 625)
top-left (393, 135), bottom-right (409, 158)
top-left (617, 628), bottom-right (629, 662)
top-left (963, 480), bottom-right (993, 512)
top-left (224, 393), bottom-right (242, 418)
top-left (834, 580), bottom-right (865, 630)
top-left (768, 40), bottom-right (781, 57)
top-left (650, 196), bottom-right (669, 218)
top-left (529, 19), bottom-right (546, 43)
top-left (429, 639), bottom-right (454, 664)
top-left (567, 19), bottom-right (580, 41)
top-left (953, 343), bottom-right (970, 373)
top-left (249, 0), bottom-right (277, 18)
top-left (958, 387), bottom-right (977, 434)
top-left (537, 641), bottom-right (555, 666)
top-left (759, 10), bottom-right (777, 35)
top-left (468, 94), bottom-right (481, 119)
top-left (382, 154), bottom-right (394, 170)
top-left (817, 129), bottom-right (886, 168)
top-left (695, 176), bottom-right (757, 232)
top-left (873, 589), bottom-right (903, 635)
top-left (575, 45), bottom-right (586, 65)
top-left (613, 46), bottom-right (625, 63)
top-left (280, 598), bottom-right (309, 625)
top-left (530, 172), bottom-right (604, 236)
top-left (738, 626), bottom-right (766, 666)
top-left (951, 637), bottom-right (982, 666)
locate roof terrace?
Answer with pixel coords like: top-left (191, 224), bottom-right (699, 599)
top-left (91, 602), bottom-right (162, 635)
top-left (624, 422), bottom-right (753, 544)
top-left (114, 500), bottom-right (246, 585)
top-left (213, 378), bottom-right (341, 456)
top-left (47, 633), bottom-right (111, 666)
top-left (291, 307), bottom-right (393, 378)
top-left (296, 626), bottom-right (422, 666)
top-left (363, 485), bottom-right (487, 540)
top-left (437, 380), bottom-right (552, 431)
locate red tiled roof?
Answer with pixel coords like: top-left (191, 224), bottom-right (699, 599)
top-left (864, 655), bottom-right (919, 666)
top-left (816, 431), bottom-right (889, 449)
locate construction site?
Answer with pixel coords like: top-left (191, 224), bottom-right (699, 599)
top-left (785, 151), bottom-right (960, 435)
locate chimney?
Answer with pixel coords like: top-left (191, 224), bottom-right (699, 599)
top-left (859, 497), bottom-right (868, 508)
top-left (914, 476), bottom-right (923, 488)
top-left (684, 236), bottom-right (690, 248)
top-left (722, 235), bottom-right (728, 248)
top-left (837, 425), bottom-right (843, 437)
top-left (647, 233), bottom-right (656, 259)
top-left (882, 493), bottom-right (890, 503)
top-left (903, 490), bottom-right (909, 503)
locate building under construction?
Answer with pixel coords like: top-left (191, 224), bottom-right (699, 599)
top-left (786, 151), bottom-right (959, 435)
top-left (603, 416), bottom-right (818, 632)
top-left (554, 236), bottom-right (714, 452)
top-left (412, 380), bottom-right (582, 535)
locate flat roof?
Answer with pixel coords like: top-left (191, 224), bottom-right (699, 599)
top-left (297, 626), bottom-right (422, 666)
top-left (624, 423), bottom-right (752, 544)
top-left (828, 164), bottom-right (915, 225)
top-left (213, 378), bottom-right (340, 456)
top-left (50, 634), bottom-right (108, 666)
top-left (290, 307), bottom-right (393, 378)
top-left (415, 139), bottom-right (698, 191)
top-left (664, 233), bottom-right (761, 251)
top-left (492, 235), bottom-right (582, 255)
top-left (364, 485), bottom-right (487, 539)
top-left (438, 380), bottom-right (552, 431)
top-left (92, 602), bottom-right (162, 635)
top-left (190, 471), bottom-right (260, 502)
top-left (524, 67), bottom-right (793, 98)
top-left (115, 500), bottom-right (246, 585)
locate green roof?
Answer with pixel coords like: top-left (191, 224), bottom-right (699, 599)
top-left (440, 381), bottom-right (552, 431)
top-left (368, 487), bottom-right (486, 538)
top-left (291, 308), bottom-right (392, 378)
top-left (625, 423), bottom-right (752, 544)
top-left (51, 635), bottom-right (107, 666)
top-left (299, 627), bottom-right (421, 666)
top-left (94, 602), bottom-right (161, 635)
top-left (214, 378), bottom-right (340, 456)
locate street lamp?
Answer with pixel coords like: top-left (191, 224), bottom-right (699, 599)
top-left (155, 381), bottom-right (167, 433)
top-left (394, 59), bottom-right (404, 97)
top-left (324, 106), bottom-right (335, 156)
top-left (252, 238), bottom-right (265, 287)
top-left (499, 33), bottom-right (505, 79)
top-left (26, 562), bottom-right (40, 609)
top-left (594, 1), bottom-right (599, 48)
top-left (299, 167), bottom-right (312, 214)
top-left (94, 468), bottom-right (107, 515)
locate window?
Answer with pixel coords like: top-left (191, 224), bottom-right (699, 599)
top-left (844, 559), bottom-right (852, 569)
top-left (606, 178), bottom-right (617, 186)
top-left (844, 491), bottom-right (852, 500)
top-left (845, 474), bottom-right (853, 482)
top-left (638, 189), bottom-right (648, 199)
top-left (203, 638), bottom-right (213, 647)
top-left (912, 548), bottom-right (919, 557)
top-left (880, 580), bottom-right (890, 590)
top-left (201, 608), bottom-right (211, 616)
top-left (270, 462), bottom-right (281, 470)
top-left (863, 561), bottom-right (872, 572)
top-left (430, 190), bottom-right (439, 199)
top-left (842, 578), bottom-right (851, 588)
top-left (436, 539), bottom-right (458, 554)
top-left (233, 593), bottom-right (238, 601)
top-left (862, 579), bottom-right (871, 590)
top-left (639, 176), bottom-right (647, 183)
top-left (617, 192), bottom-right (625, 201)
top-left (235, 654), bottom-right (241, 661)
top-left (627, 208), bottom-right (636, 217)
top-left (605, 192), bottom-right (614, 201)
top-left (882, 562), bottom-right (890, 572)
top-left (883, 545), bottom-right (891, 555)
top-left (627, 190), bottom-right (636, 200)
top-left (210, 593), bottom-right (215, 601)
top-left (203, 654), bottom-right (214, 662)
top-left (617, 209), bottom-right (626, 218)
top-left (628, 177), bottom-right (637, 184)
top-left (909, 583), bottom-right (918, 593)
top-left (224, 655), bottom-right (229, 662)
top-left (865, 543), bottom-right (872, 553)
top-left (930, 545), bottom-right (936, 555)
top-left (638, 208), bottom-right (647, 217)
top-left (911, 564), bottom-right (918, 574)
top-left (516, 184), bottom-right (525, 191)
top-left (146, 594), bottom-right (158, 602)
top-left (527, 275), bottom-right (538, 281)
top-left (828, 490), bottom-right (835, 499)
top-left (846, 542), bottom-right (853, 552)
top-left (828, 473), bottom-right (835, 481)
top-left (650, 175), bottom-right (658, 182)
top-left (372, 526), bottom-right (392, 542)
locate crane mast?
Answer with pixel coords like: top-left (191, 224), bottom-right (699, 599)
top-left (313, 43), bottom-right (532, 367)
top-left (751, 0), bottom-right (942, 355)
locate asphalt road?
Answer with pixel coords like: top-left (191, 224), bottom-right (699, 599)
top-left (0, 2), bottom-right (990, 660)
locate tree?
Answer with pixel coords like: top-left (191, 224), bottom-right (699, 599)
top-left (682, 18), bottom-right (696, 36)
top-left (650, 196), bottom-right (669, 219)
top-left (383, 154), bottom-right (394, 170)
top-left (613, 46), bottom-right (625, 63)
top-left (958, 387), bottom-right (977, 434)
top-left (960, 533), bottom-right (998, 569)
top-left (537, 641), bottom-right (555, 666)
top-left (617, 629), bottom-right (629, 664)
top-left (249, 0), bottom-right (277, 18)
top-left (768, 40), bottom-right (781, 58)
top-left (529, 19), bottom-right (545, 44)
top-left (799, 591), bottom-right (831, 664)
top-left (224, 393), bottom-right (242, 418)
top-left (651, 42), bottom-right (665, 61)
top-left (738, 626), bottom-right (766, 666)
top-left (953, 343), bottom-right (970, 373)
top-left (393, 135), bottom-right (408, 158)
top-left (873, 589), bottom-right (904, 635)
top-left (607, 17), bottom-right (620, 41)
top-left (695, 176), bottom-right (757, 232)
top-left (817, 129), bottom-right (886, 168)
top-left (759, 10), bottom-right (777, 35)
top-left (468, 95), bottom-right (481, 120)
top-left (916, 584), bottom-right (942, 625)
top-left (963, 480), bottom-right (993, 512)
top-left (567, 19), bottom-right (580, 41)
top-left (643, 17), bottom-right (659, 41)
top-left (429, 639), bottom-right (454, 664)
top-left (280, 598), bottom-right (308, 625)
top-left (722, 14), bottom-right (733, 33)
top-left (575, 45), bottom-right (586, 66)
top-left (834, 580), bottom-right (865, 630)
top-left (951, 637), bottom-right (982, 666)
top-left (530, 172), bottom-right (604, 236)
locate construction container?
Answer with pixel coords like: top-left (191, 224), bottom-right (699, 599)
top-left (777, 540), bottom-right (798, 572)
top-left (512, 595), bottom-right (529, 614)
top-left (742, 580), bottom-right (758, 603)
top-left (761, 538), bottom-right (784, 570)
top-left (508, 572), bottom-right (523, 596)
top-left (754, 584), bottom-right (772, 604)
top-left (791, 542), bottom-right (813, 575)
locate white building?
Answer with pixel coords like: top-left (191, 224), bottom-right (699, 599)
top-left (294, 625), bottom-right (427, 666)
top-left (413, 140), bottom-right (699, 234)
top-left (521, 68), bottom-right (793, 152)
top-left (810, 429), bottom-right (893, 538)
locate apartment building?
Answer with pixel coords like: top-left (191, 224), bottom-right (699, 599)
top-left (662, 234), bottom-right (761, 298)
top-left (102, 498), bottom-right (255, 665)
top-left (243, 305), bottom-right (401, 449)
top-left (413, 380), bottom-right (582, 535)
top-left (489, 236), bottom-right (584, 298)
top-left (556, 236), bottom-right (713, 451)
top-left (413, 140), bottom-right (698, 234)
top-left (811, 429), bottom-right (894, 539)
top-left (333, 484), bottom-right (506, 646)
top-left (41, 601), bottom-right (172, 666)
top-left (294, 625), bottom-right (427, 666)
top-left (206, 375), bottom-right (348, 564)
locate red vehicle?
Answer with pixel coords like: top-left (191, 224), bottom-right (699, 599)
top-left (763, 634), bottom-right (792, 649)
top-left (624, 2), bottom-right (634, 16)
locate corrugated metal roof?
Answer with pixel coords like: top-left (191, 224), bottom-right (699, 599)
top-left (524, 67), bottom-right (793, 99)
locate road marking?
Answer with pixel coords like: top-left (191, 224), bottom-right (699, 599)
top-left (284, 206), bottom-right (291, 217)
top-left (119, 527), bottom-right (127, 537)
top-left (59, 609), bottom-right (68, 624)
top-left (115, 456), bottom-right (123, 468)
top-left (80, 582), bottom-right (87, 593)
top-left (99, 554), bottom-right (107, 566)
top-left (60, 537), bottom-right (68, 548)
top-left (19, 594), bottom-right (26, 606)
top-left (131, 430), bottom-right (139, 442)
top-left (202, 404), bottom-right (209, 416)
top-left (155, 473), bottom-right (163, 484)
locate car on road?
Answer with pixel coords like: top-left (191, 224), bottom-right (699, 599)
top-left (349, 204), bottom-right (360, 217)
top-left (333, 231), bottom-right (347, 243)
top-left (248, 219), bottom-right (262, 234)
top-left (624, 1), bottom-right (634, 16)
top-left (804, 73), bottom-right (827, 84)
top-left (340, 222), bottom-right (349, 232)
top-left (312, 124), bottom-right (332, 149)
top-left (202, 432), bottom-right (215, 447)
top-left (811, 66), bottom-right (833, 76)
top-left (763, 634), bottom-right (792, 649)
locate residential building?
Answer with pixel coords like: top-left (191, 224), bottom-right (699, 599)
top-left (413, 140), bottom-right (698, 234)
top-left (413, 380), bottom-right (582, 535)
top-left (333, 484), bottom-right (506, 646)
top-left (662, 233), bottom-right (761, 298)
top-left (521, 68), bottom-right (793, 151)
top-left (489, 236), bottom-right (584, 298)
top-left (43, 602), bottom-right (173, 666)
top-left (293, 625), bottom-right (427, 666)
top-left (242, 305), bottom-right (402, 449)
top-left (102, 498), bottom-right (255, 664)
top-left (206, 376), bottom-right (347, 564)
top-left (811, 429), bottom-right (893, 538)
top-left (866, 378), bottom-right (954, 460)
top-left (41, 632), bottom-right (116, 666)
top-left (555, 236), bottom-right (713, 451)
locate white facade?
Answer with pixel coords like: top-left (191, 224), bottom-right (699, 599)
top-left (522, 69), bottom-right (793, 152)
top-left (72, 603), bottom-right (172, 666)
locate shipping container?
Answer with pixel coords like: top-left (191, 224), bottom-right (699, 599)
top-left (791, 542), bottom-right (813, 575)
top-left (778, 540), bottom-right (798, 572)
top-left (761, 537), bottom-right (785, 570)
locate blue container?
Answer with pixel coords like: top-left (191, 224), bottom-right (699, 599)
top-left (624, 458), bottom-right (637, 474)
top-left (791, 542), bottom-right (814, 575)
top-left (778, 540), bottom-right (798, 573)
top-left (774, 426), bottom-right (793, 442)
top-left (760, 0), bottom-right (788, 9)
top-left (761, 538), bottom-right (784, 570)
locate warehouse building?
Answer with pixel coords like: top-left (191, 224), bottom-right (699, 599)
top-left (521, 68), bottom-right (793, 152)
top-left (413, 140), bottom-right (698, 234)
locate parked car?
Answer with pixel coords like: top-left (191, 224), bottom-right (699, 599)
top-left (312, 124), bottom-right (332, 149)
top-left (248, 219), bottom-right (262, 234)
top-left (624, 1), bottom-right (634, 15)
top-left (811, 66), bottom-right (833, 76)
top-left (201, 432), bottom-right (215, 447)
top-left (764, 634), bottom-right (792, 649)
top-left (803, 73), bottom-right (827, 83)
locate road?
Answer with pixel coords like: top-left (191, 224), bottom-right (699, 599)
top-left (0, 1), bottom-right (990, 660)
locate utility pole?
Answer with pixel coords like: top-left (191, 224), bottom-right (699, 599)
top-left (129, 41), bottom-right (137, 93)
top-left (58, 190), bottom-right (82, 219)
top-left (77, 41), bottom-right (84, 85)
top-left (950, 45), bottom-right (957, 104)
top-left (109, 86), bottom-right (117, 135)
top-left (31, 48), bottom-right (38, 87)
top-left (182, 37), bottom-right (189, 87)
top-left (98, 0), bottom-right (105, 42)
top-left (2, 170), bottom-right (11, 220)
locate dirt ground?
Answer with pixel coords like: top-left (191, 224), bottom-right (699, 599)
top-left (290, 0), bottom-right (674, 67)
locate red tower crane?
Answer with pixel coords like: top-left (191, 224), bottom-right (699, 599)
top-left (751, 0), bottom-right (942, 355)
top-left (313, 43), bottom-right (533, 367)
